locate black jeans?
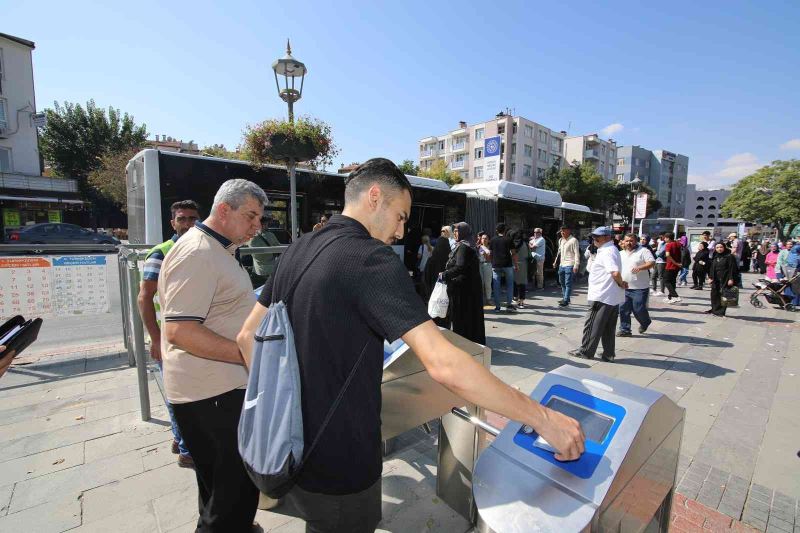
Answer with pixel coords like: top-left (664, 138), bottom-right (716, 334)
top-left (172, 389), bottom-right (259, 533)
top-left (287, 479), bottom-right (382, 533)
top-left (664, 269), bottom-right (679, 298)
top-left (692, 269), bottom-right (706, 288)
top-left (710, 281), bottom-right (727, 316)
top-left (651, 263), bottom-right (666, 292)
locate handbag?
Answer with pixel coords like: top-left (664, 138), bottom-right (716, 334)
top-left (428, 280), bottom-right (449, 318)
top-left (722, 286), bottom-right (739, 307)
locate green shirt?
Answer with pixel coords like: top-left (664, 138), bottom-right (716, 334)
top-left (247, 230), bottom-right (281, 276)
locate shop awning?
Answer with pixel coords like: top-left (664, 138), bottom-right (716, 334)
top-left (0, 195), bottom-right (84, 204)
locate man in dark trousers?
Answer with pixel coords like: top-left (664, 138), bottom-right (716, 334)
top-left (489, 223), bottom-right (518, 311)
top-left (569, 227), bottom-right (628, 362)
top-left (662, 232), bottom-right (683, 304)
top-left (238, 159), bottom-right (585, 533)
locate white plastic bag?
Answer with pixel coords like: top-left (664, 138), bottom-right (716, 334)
top-left (428, 280), bottom-right (449, 318)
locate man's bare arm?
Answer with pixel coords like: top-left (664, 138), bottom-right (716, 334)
top-left (237, 302), bottom-right (269, 370)
top-left (631, 260), bottom-right (655, 273)
top-left (137, 280), bottom-right (162, 360)
top-left (402, 321), bottom-right (585, 461)
top-left (164, 321), bottom-right (244, 365)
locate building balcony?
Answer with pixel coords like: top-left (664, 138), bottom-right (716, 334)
top-left (0, 172), bottom-right (78, 193)
top-left (450, 160), bottom-right (466, 170)
top-left (585, 134), bottom-right (599, 145)
top-left (584, 149), bottom-right (600, 160)
top-left (420, 149), bottom-right (435, 159)
top-left (451, 141), bottom-right (467, 153)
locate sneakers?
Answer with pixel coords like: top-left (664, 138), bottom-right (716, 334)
top-left (651, 290), bottom-right (664, 296)
top-left (616, 330), bottom-right (632, 337)
top-left (171, 440), bottom-right (179, 455)
top-left (568, 349), bottom-right (593, 359)
top-left (558, 300), bottom-right (569, 307)
top-left (663, 297), bottom-right (682, 304)
top-left (601, 354), bottom-right (615, 362)
top-left (178, 454), bottom-right (195, 469)
top-left (638, 324), bottom-right (649, 334)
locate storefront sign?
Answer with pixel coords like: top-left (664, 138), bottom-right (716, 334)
top-left (48, 210), bottom-right (62, 223)
top-left (2, 209), bottom-right (20, 227)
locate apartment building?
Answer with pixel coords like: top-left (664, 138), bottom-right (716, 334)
top-left (146, 135), bottom-right (199, 154)
top-left (563, 134), bottom-right (617, 181)
top-left (684, 184), bottom-right (745, 230)
top-left (616, 145), bottom-right (689, 219)
top-left (417, 113), bottom-right (565, 186)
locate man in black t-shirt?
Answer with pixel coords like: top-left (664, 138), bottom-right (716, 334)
top-left (489, 223), bottom-right (518, 311)
top-left (238, 159), bottom-right (584, 533)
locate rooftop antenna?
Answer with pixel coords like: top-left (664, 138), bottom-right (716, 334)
top-left (567, 121), bottom-right (572, 135)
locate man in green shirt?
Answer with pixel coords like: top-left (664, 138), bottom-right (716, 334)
top-left (247, 215), bottom-right (282, 282)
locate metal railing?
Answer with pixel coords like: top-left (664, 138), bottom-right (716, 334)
top-left (117, 244), bottom-right (288, 421)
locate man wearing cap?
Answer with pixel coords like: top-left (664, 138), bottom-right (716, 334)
top-left (529, 228), bottom-right (546, 290)
top-left (553, 225), bottom-right (580, 307)
top-left (569, 227), bottom-right (628, 362)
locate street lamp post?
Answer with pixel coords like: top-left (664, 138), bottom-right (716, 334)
top-left (272, 40), bottom-right (307, 241)
top-left (630, 177), bottom-right (642, 236)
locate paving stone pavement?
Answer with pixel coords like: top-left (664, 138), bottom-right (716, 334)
top-left (0, 272), bottom-right (796, 532)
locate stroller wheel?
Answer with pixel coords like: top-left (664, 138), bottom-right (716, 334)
top-left (786, 304), bottom-right (795, 312)
top-left (749, 295), bottom-right (764, 308)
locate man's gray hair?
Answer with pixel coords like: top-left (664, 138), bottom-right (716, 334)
top-left (212, 179), bottom-right (268, 211)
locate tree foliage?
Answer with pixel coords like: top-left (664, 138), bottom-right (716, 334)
top-left (39, 100), bottom-right (147, 215)
top-left (721, 159), bottom-right (800, 240)
top-left (87, 148), bottom-right (140, 212)
top-left (419, 159), bottom-right (463, 186)
top-left (541, 162), bottom-right (660, 220)
top-left (397, 159), bottom-right (420, 176)
top-left (201, 144), bottom-right (246, 160)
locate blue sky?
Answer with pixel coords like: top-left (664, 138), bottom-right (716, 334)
top-left (6, 0), bottom-right (800, 188)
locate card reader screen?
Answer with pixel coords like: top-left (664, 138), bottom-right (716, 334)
top-left (546, 397), bottom-right (614, 443)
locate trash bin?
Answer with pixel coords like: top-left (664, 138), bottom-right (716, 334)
top-left (472, 364), bottom-right (684, 532)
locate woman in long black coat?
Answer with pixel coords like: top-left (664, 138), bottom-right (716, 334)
top-left (443, 222), bottom-right (486, 344)
top-left (708, 242), bottom-right (738, 316)
top-left (425, 227), bottom-right (453, 328)
top-left (691, 241), bottom-right (710, 289)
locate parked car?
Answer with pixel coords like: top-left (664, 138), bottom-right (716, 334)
top-left (7, 223), bottom-right (121, 246)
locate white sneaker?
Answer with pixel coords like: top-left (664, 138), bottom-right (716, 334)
top-left (653, 291), bottom-right (663, 297)
top-left (663, 297), bottom-right (672, 303)
top-left (672, 297), bottom-right (682, 303)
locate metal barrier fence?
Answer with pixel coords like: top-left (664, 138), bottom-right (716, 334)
top-left (117, 244), bottom-right (288, 421)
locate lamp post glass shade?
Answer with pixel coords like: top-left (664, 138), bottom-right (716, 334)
top-left (272, 39), bottom-right (307, 107)
top-left (630, 177), bottom-right (643, 192)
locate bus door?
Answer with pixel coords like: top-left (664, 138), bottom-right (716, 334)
top-left (262, 192), bottom-right (306, 244)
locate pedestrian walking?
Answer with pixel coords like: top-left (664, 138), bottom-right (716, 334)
top-left (707, 242), bottom-right (738, 317)
top-left (553, 225), bottom-right (580, 307)
top-left (651, 233), bottom-right (667, 296)
top-left (159, 180), bottom-right (267, 531)
top-left (529, 228), bottom-right (546, 290)
top-left (237, 158), bottom-right (584, 533)
top-left (776, 240), bottom-right (792, 279)
top-left (137, 199), bottom-right (200, 470)
top-left (691, 241), bottom-right (710, 289)
top-left (662, 232), bottom-right (683, 304)
top-left (442, 222), bottom-right (486, 344)
top-left (490, 223), bottom-right (517, 312)
top-left (477, 233), bottom-right (493, 303)
top-left (678, 236), bottom-right (691, 286)
top-left (617, 233), bottom-right (655, 337)
top-left (513, 230), bottom-right (530, 308)
top-left (569, 227), bottom-right (628, 362)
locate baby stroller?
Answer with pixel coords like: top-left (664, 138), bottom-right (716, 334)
top-left (749, 272), bottom-right (800, 311)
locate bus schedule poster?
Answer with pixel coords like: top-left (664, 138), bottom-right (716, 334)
top-left (0, 255), bottom-right (110, 320)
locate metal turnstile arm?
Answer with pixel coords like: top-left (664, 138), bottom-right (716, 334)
top-left (450, 407), bottom-right (501, 437)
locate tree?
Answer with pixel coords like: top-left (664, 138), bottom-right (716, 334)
top-left (721, 159), bottom-right (800, 240)
top-left (202, 144), bottom-right (245, 160)
top-left (40, 100), bottom-right (147, 221)
top-left (540, 162), bottom-right (605, 208)
top-left (419, 159), bottom-right (463, 186)
top-left (396, 159), bottom-right (420, 176)
top-left (87, 148), bottom-right (139, 212)
top-left (604, 183), bottom-right (662, 225)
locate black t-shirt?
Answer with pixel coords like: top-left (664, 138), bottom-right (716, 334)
top-left (258, 215), bottom-right (430, 495)
top-left (489, 235), bottom-right (513, 268)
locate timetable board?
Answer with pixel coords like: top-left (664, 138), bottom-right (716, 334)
top-left (0, 255), bottom-right (110, 320)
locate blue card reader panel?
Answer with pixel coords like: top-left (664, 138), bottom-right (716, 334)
top-left (513, 384), bottom-right (627, 479)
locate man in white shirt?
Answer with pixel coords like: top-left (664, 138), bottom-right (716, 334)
top-left (617, 233), bottom-right (655, 337)
top-left (569, 227), bottom-right (628, 362)
top-left (651, 233), bottom-right (667, 296)
top-left (553, 226), bottom-right (580, 307)
top-left (529, 227), bottom-right (546, 290)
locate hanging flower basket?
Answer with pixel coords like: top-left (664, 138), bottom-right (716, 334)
top-left (243, 116), bottom-right (338, 169)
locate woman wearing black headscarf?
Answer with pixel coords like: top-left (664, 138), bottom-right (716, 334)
top-left (424, 226), bottom-right (454, 328)
top-left (442, 222), bottom-right (486, 344)
top-left (708, 241), bottom-right (738, 317)
top-left (691, 241), bottom-right (710, 289)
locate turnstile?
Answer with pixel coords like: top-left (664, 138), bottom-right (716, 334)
top-left (471, 365), bottom-right (684, 532)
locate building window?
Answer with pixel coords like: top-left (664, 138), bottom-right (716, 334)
top-left (600, 161), bottom-right (605, 172)
top-left (708, 205), bottom-right (716, 210)
top-left (709, 196), bottom-right (717, 201)
top-left (523, 164), bottom-right (532, 177)
top-left (511, 143), bottom-right (517, 156)
top-left (538, 130), bottom-right (548, 143)
top-left (708, 214), bottom-right (716, 219)
top-left (616, 173), bottom-right (625, 181)
top-left (0, 146), bottom-right (10, 171)
top-left (601, 145), bottom-right (606, 155)
top-left (524, 144), bottom-right (532, 157)
top-left (497, 123), bottom-right (505, 135)
top-left (438, 141), bottom-right (445, 150)
top-left (697, 196), bottom-right (704, 201)
top-left (474, 147), bottom-right (483, 159)
top-left (474, 166), bottom-right (483, 179)
top-left (524, 124), bottom-right (533, 138)
top-left (510, 163), bottom-right (516, 176)
top-left (708, 223), bottom-right (715, 227)
top-left (538, 149), bottom-right (548, 162)
top-left (609, 164), bottom-right (614, 176)
top-left (0, 48), bottom-right (4, 94)
top-left (696, 205), bottom-right (704, 210)
top-left (645, 160), bottom-right (650, 168)
top-left (537, 167), bottom-right (546, 180)
top-left (0, 97), bottom-right (8, 130)
top-left (475, 128), bottom-right (484, 141)
top-left (617, 158), bottom-right (625, 166)
top-left (512, 122), bottom-right (518, 134)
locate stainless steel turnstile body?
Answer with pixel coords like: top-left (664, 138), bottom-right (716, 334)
top-left (472, 365), bottom-right (684, 533)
